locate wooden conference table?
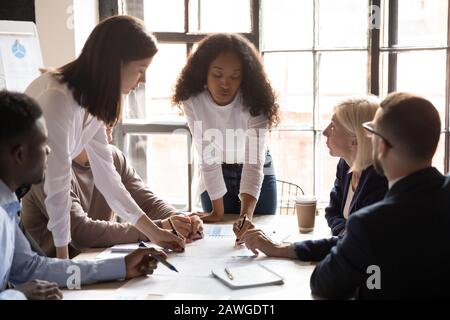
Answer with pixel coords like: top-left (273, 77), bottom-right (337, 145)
top-left (62, 213), bottom-right (331, 300)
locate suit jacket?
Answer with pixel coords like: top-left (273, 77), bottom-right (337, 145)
top-left (291, 160), bottom-right (388, 262)
top-left (325, 159), bottom-right (388, 236)
top-left (310, 167), bottom-right (450, 299)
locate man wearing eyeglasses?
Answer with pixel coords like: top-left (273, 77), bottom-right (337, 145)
top-left (310, 92), bottom-right (450, 299)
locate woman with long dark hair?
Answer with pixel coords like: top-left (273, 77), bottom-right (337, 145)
top-left (25, 16), bottom-right (184, 258)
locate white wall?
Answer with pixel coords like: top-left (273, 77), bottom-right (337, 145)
top-left (35, 0), bottom-right (99, 68)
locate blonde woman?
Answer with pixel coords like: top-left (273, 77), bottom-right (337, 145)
top-left (240, 96), bottom-right (388, 262)
top-left (323, 96), bottom-right (388, 236)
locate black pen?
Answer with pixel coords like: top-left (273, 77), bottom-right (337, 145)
top-left (236, 215), bottom-right (248, 242)
top-left (239, 215), bottom-right (247, 230)
top-left (138, 241), bottom-right (179, 273)
top-left (168, 218), bottom-right (180, 237)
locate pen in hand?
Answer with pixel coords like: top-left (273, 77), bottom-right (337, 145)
top-left (138, 241), bottom-right (179, 273)
top-left (168, 218), bottom-right (180, 237)
top-left (239, 215), bottom-right (247, 230)
top-left (235, 215), bottom-right (247, 243)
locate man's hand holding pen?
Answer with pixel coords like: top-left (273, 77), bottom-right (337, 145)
top-left (125, 246), bottom-right (167, 279)
top-left (138, 241), bottom-right (179, 273)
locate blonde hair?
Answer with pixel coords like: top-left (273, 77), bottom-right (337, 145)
top-left (334, 96), bottom-right (380, 173)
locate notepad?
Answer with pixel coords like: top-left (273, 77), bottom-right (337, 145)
top-left (211, 263), bottom-right (284, 289)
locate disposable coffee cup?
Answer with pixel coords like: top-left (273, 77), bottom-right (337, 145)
top-left (295, 195), bottom-right (317, 233)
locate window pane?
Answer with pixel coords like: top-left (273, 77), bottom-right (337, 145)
top-left (124, 134), bottom-right (148, 183)
top-left (384, 50), bottom-right (446, 125)
top-left (124, 86), bottom-right (147, 120)
top-left (143, 0), bottom-right (185, 32)
top-left (145, 43), bottom-right (187, 119)
top-left (395, 0), bottom-right (448, 47)
top-left (318, 51), bottom-right (368, 127)
top-left (433, 133), bottom-right (446, 174)
top-left (318, 133), bottom-right (340, 204)
top-left (261, 0), bottom-right (313, 50)
top-left (264, 52), bottom-right (314, 126)
top-left (189, 0), bottom-right (251, 33)
top-left (124, 0), bottom-right (144, 20)
top-left (318, 0), bottom-right (369, 48)
top-left (124, 133), bottom-right (189, 209)
top-left (267, 131), bottom-right (314, 196)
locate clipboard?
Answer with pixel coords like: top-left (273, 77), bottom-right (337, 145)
top-left (211, 263), bottom-right (284, 289)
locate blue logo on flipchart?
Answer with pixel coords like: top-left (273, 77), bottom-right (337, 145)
top-left (11, 40), bottom-right (26, 59)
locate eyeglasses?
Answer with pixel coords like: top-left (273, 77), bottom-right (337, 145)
top-left (362, 121), bottom-right (393, 147)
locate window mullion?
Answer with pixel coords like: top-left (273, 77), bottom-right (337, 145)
top-left (251, 0), bottom-right (260, 50)
top-left (387, 0), bottom-right (398, 93)
top-left (184, 0), bottom-right (189, 33)
top-left (313, 0), bottom-right (320, 199)
top-left (445, 0), bottom-right (450, 173)
top-left (369, 0), bottom-right (381, 96)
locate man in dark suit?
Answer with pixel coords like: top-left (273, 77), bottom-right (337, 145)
top-left (310, 92), bottom-right (450, 299)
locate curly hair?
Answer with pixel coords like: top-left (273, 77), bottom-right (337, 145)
top-left (172, 33), bottom-right (280, 127)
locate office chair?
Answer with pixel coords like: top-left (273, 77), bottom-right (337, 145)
top-left (276, 179), bottom-right (304, 215)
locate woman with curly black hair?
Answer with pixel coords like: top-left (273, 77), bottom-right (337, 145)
top-left (172, 33), bottom-right (280, 232)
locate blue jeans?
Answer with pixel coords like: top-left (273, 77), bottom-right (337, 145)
top-left (200, 154), bottom-right (277, 215)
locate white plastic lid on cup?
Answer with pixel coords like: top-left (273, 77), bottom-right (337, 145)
top-left (295, 195), bottom-right (317, 204)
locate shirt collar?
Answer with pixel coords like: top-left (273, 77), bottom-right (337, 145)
top-left (205, 89), bottom-right (241, 109)
top-left (0, 179), bottom-right (20, 221)
top-left (0, 179), bottom-right (17, 207)
top-left (388, 176), bottom-right (406, 190)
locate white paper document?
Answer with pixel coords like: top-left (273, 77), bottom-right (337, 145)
top-left (95, 242), bottom-right (165, 259)
top-left (204, 224), bottom-right (235, 238)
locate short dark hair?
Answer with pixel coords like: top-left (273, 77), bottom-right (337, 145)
top-left (172, 33), bottom-right (280, 127)
top-left (379, 92), bottom-right (441, 161)
top-left (0, 90), bottom-right (42, 145)
top-left (58, 15), bottom-right (158, 125)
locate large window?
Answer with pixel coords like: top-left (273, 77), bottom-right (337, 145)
top-left (262, 0), bottom-right (371, 201)
top-left (109, 0), bottom-right (450, 209)
top-left (379, 0), bottom-right (449, 173)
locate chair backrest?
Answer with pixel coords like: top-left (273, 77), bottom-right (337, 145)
top-left (276, 179), bottom-right (304, 215)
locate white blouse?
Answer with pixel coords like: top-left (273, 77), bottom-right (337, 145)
top-left (25, 73), bottom-right (144, 247)
top-left (343, 182), bottom-right (355, 220)
top-left (183, 90), bottom-right (268, 201)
